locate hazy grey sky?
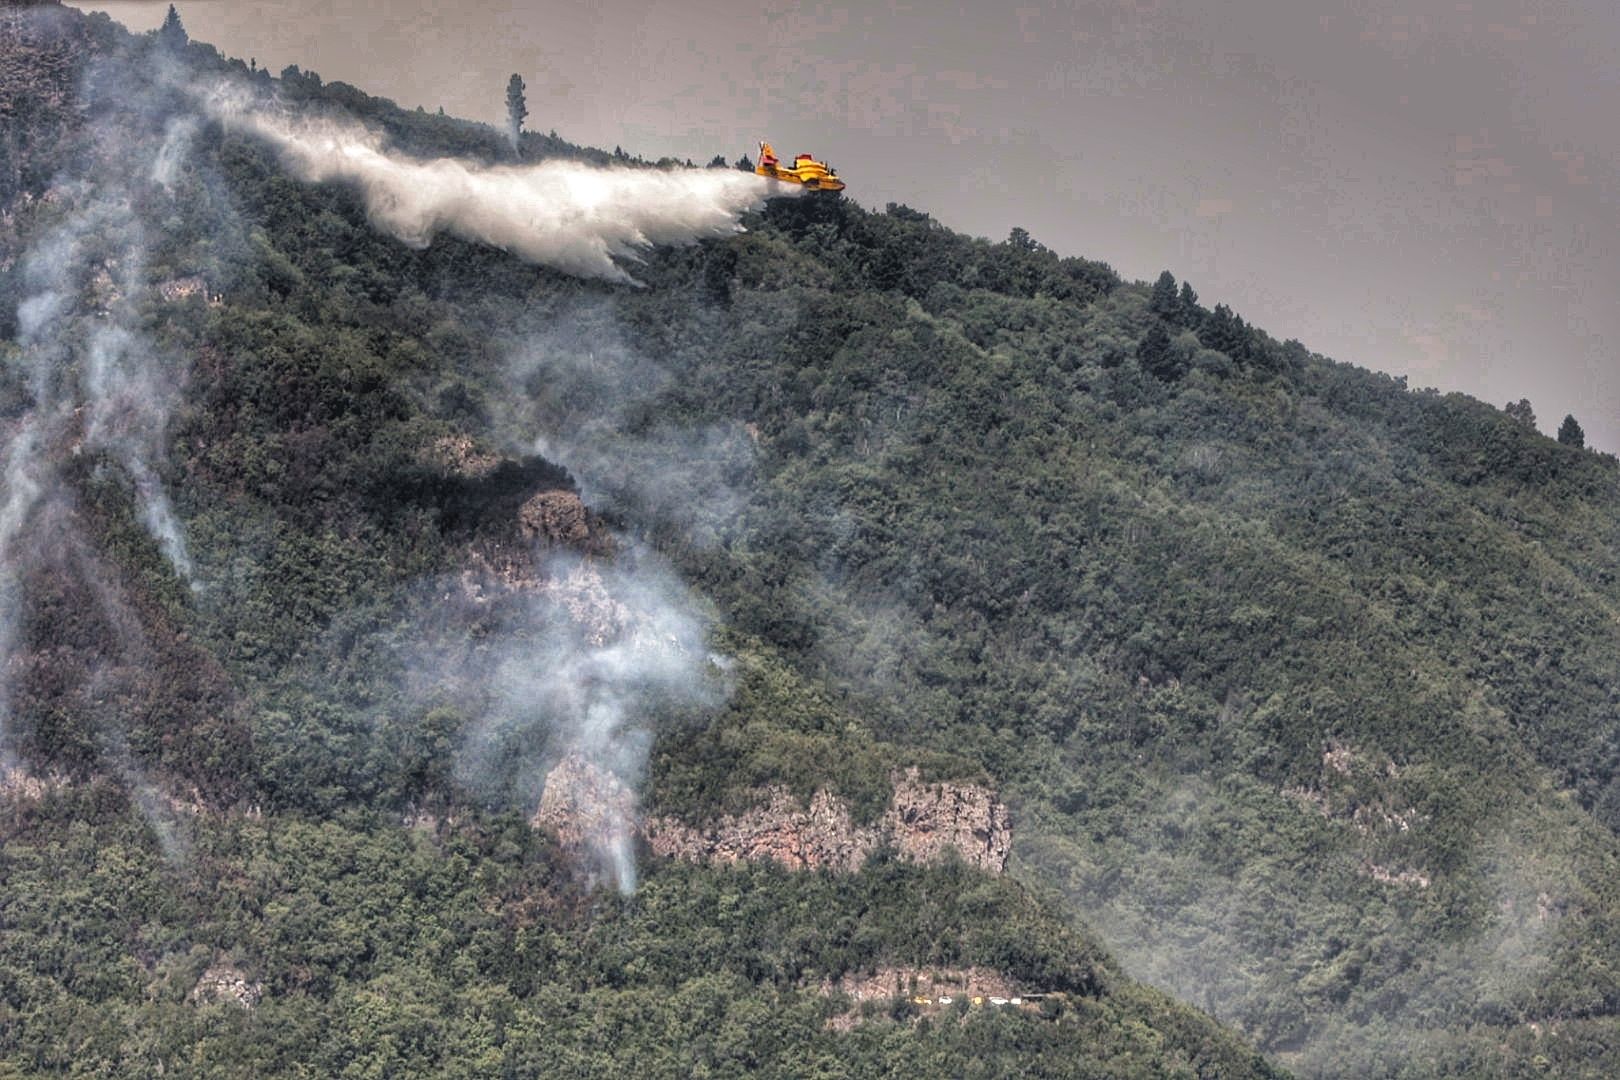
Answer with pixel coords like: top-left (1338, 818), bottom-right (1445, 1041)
top-left (82, 0), bottom-right (1620, 449)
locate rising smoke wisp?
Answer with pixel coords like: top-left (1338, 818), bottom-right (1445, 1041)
top-left (447, 550), bottom-right (722, 894)
top-left (506, 305), bottom-right (758, 545)
top-left (0, 41), bottom-right (204, 844)
top-left (196, 82), bottom-right (796, 284)
top-left (179, 82), bottom-right (773, 888)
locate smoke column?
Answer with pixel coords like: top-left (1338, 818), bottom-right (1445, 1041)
top-left (506, 308), bottom-right (757, 546)
top-left (442, 549), bottom-right (720, 894)
top-left (1, 49), bottom-right (203, 836)
top-left (184, 82), bottom-right (772, 888)
top-left (0, 212), bottom-right (79, 761)
top-left (80, 237), bottom-right (196, 584)
top-left (196, 82), bottom-right (797, 284)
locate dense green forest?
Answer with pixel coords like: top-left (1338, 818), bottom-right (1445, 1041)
top-left (4, 2), bottom-right (1620, 1076)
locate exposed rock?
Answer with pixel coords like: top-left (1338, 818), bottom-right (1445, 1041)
top-left (1284, 741), bottom-right (1422, 836)
top-left (458, 540), bottom-right (544, 600)
top-left (455, 489), bottom-right (610, 608)
top-left (883, 768), bottom-right (1012, 872)
top-left (822, 965), bottom-right (1019, 1004)
top-left (189, 962), bottom-right (263, 1010)
top-left (539, 561), bottom-right (630, 646)
top-left (419, 434), bottom-right (502, 480)
top-left (645, 788), bottom-right (881, 872)
top-left (531, 757), bottom-right (1010, 881)
top-left (818, 965), bottom-right (1040, 1030)
top-left (1362, 861), bottom-right (1430, 889)
top-left (1321, 740), bottom-right (1357, 777)
top-left (641, 770), bottom-right (1010, 875)
top-left (1288, 742), bottom-right (1434, 889)
top-left (531, 752), bottom-right (637, 857)
top-left (0, 762), bottom-right (67, 801)
top-left (156, 274), bottom-right (216, 305)
top-left (519, 489), bottom-right (591, 547)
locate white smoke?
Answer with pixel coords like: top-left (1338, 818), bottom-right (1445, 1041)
top-left (507, 308), bottom-right (757, 544)
top-left (0, 416), bottom-right (47, 767)
top-left (393, 543), bottom-right (720, 894)
top-left (457, 550), bottom-right (718, 894)
top-left (1, 52), bottom-right (204, 794)
top-left (3, 221), bottom-right (74, 552)
top-left (150, 114), bottom-right (199, 192)
top-left (83, 318), bottom-right (195, 582)
top-left (178, 81), bottom-right (776, 890)
top-left (7, 200), bottom-right (198, 586)
top-left (195, 82), bottom-right (797, 284)
top-left (0, 209), bottom-right (94, 755)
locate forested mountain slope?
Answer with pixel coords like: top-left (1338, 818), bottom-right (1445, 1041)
top-left (3, 2), bottom-right (1619, 1076)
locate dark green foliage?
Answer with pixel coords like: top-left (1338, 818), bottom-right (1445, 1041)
top-left (6, 9), bottom-right (1620, 1078)
top-left (157, 4), bottom-right (185, 51)
top-left (0, 794), bottom-right (1278, 1078)
top-left (0, 21), bottom-right (1284, 1076)
top-left (1138, 323), bottom-right (1180, 382)
top-left (504, 72), bottom-right (526, 152)
top-left (1150, 269), bottom-right (1178, 318)
top-left (1178, 281), bottom-right (1200, 323)
top-left (1007, 226), bottom-right (1042, 252)
top-left (1201, 302), bottom-right (1247, 359)
top-left (1559, 413), bottom-right (1586, 448)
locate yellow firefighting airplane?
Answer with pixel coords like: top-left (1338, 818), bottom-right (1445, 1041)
top-left (755, 141), bottom-right (845, 192)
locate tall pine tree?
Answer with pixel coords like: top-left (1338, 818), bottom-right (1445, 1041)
top-left (1149, 270), bottom-right (1179, 319)
top-left (1139, 324), bottom-right (1181, 381)
top-left (1178, 281), bottom-right (1200, 324)
top-left (157, 4), bottom-right (187, 51)
top-left (505, 74), bottom-right (528, 157)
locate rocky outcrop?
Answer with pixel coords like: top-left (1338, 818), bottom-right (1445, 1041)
top-left (458, 543), bottom-right (543, 599)
top-left (453, 482), bottom-right (619, 611)
top-left (644, 769), bottom-right (1014, 874)
top-left (1285, 741), bottom-right (1422, 835)
top-left (1285, 741), bottom-right (1431, 888)
top-left (156, 274), bottom-right (217, 305)
top-left (536, 759), bottom-right (1013, 876)
top-left (531, 753), bottom-right (637, 856)
top-left (882, 768), bottom-right (1012, 871)
top-left (539, 561), bottom-right (630, 647)
top-left (537, 761), bottom-right (1004, 880)
top-left (1363, 862), bottom-right (1430, 889)
top-left (189, 962), bottom-right (263, 1010)
top-left (0, 762), bottom-right (68, 801)
top-left (645, 788), bottom-right (881, 872)
top-left (819, 966), bottom-right (1040, 1031)
top-left (519, 489), bottom-right (591, 547)
top-left (419, 434), bottom-right (503, 480)
top-left (823, 965), bottom-right (1020, 1005)
top-left (456, 490), bottom-right (612, 606)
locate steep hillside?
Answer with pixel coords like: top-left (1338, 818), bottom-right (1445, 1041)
top-left (0, 5), bottom-right (1278, 1077)
top-left (7, 2), bottom-right (1620, 1076)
